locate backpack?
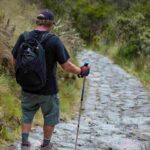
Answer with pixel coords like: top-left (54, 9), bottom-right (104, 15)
top-left (15, 31), bottom-right (50, 92)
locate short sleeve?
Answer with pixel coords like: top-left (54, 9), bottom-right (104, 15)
top-left (12, 34), bottom-right (24, 59)
top-left (54, 37), bottom-right (70, 64)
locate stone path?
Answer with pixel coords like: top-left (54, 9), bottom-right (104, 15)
top-left (8, 50), bottom-right (150, 150)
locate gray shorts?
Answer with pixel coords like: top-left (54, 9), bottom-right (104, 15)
top-left (21, 91), bottom-right (60, 125)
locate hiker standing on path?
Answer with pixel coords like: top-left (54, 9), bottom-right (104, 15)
top-left (12, 9), bottom-right (90, 150)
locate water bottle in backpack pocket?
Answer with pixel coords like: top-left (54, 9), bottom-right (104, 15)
top-left (15, 31), bottom-right (50, 92)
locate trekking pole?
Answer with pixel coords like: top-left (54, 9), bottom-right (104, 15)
top-left (75, 63), bottom-right (88, 150)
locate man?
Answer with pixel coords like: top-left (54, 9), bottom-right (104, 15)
top-left (12, 10), bottom-right (90, 150)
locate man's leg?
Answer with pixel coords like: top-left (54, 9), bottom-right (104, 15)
top-left (41, 94), bottom-right (60, 146)
top-left (21, 113), bottom-right (35, 146)
top-left (21, 92), bottom-right (40, 146)
top-left (22, 123), bottom-right (32, 133)
top-left (43, 125), bottom-right (55, 139)
top-left (42, 125), bottom-right (55, 146)
top-left (21, 123), bottom-right (32, 146)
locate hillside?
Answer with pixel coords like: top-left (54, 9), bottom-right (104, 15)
top-left (0, 0), bottom-right (39, 146)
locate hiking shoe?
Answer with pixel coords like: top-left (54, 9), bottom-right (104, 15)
top-left (21, 141), bottom-right (31, 150)
top-left (40, 143), bottom-right (58, 150)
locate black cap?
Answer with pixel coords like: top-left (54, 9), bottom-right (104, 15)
top-left (37, 10), bottom-right (55, 21)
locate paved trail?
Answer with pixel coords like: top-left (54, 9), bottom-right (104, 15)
top-left (8, 50), bottom-right (150, 150)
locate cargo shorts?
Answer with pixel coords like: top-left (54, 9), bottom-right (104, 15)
top-left (21, 91), bottom-right (60, 125)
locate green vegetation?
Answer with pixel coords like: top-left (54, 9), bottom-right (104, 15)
top-left (0, 74), bottom-right (21, 146)
top-left (59, 77), bottom-right (81, 121)
top-left (0, 0), bottom-right (39, 145)
top-left (71, 0), bottom-right (114, 42)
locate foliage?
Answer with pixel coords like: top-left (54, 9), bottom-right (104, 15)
top-left (0, 0), bottom-right (40, 113)
top-left (117, 11), bottom-right (150, 59)
top-left (70, 0), bottom-right (114, 42)
top-left (58, 77), bottom-right (81, 121)
top-left (0, 75), bottom-right (21, 142)
top-left (43, 0), bottom-right (67, 17)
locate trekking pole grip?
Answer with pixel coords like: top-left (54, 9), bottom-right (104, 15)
top-left (80, 62), bottom-right (88, 99)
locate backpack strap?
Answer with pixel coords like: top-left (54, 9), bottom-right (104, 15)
top-left (40, 32), bottom-right (54, 44)
top-left (23, 31), bottom-right (31, 41)
top-left (22, 31), bottom-right (54, 43)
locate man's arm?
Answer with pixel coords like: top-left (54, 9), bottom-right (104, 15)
top-left (54, 37), bottom-right (90, 76)
top-left (61, 59), bottom-right (81, 75)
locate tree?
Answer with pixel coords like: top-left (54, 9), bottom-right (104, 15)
top-left (71, 0), bottom-right (114, 42)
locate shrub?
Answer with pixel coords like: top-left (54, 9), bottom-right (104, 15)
top-left (116, 11), bottom-right (149, 58)
top-left (71, 0), bottom-right (114, 42)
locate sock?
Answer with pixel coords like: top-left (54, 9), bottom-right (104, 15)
top-left (22, 133), bottom-right (29, 144)
top-left (43, 138), bottom-right (50, 146)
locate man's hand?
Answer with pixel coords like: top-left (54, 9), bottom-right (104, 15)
top-left (78, 64), bottom-right (90, 77)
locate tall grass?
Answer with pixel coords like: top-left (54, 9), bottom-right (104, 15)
top-left (0, 0), bottom-right (39, 47)
top-left (59, 78), bottom-right (81, 121)
top-left (0, 74), bottom-right (21, 146)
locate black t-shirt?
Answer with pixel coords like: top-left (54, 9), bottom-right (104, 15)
top-left (12, 30), bottom-right (70, 95)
